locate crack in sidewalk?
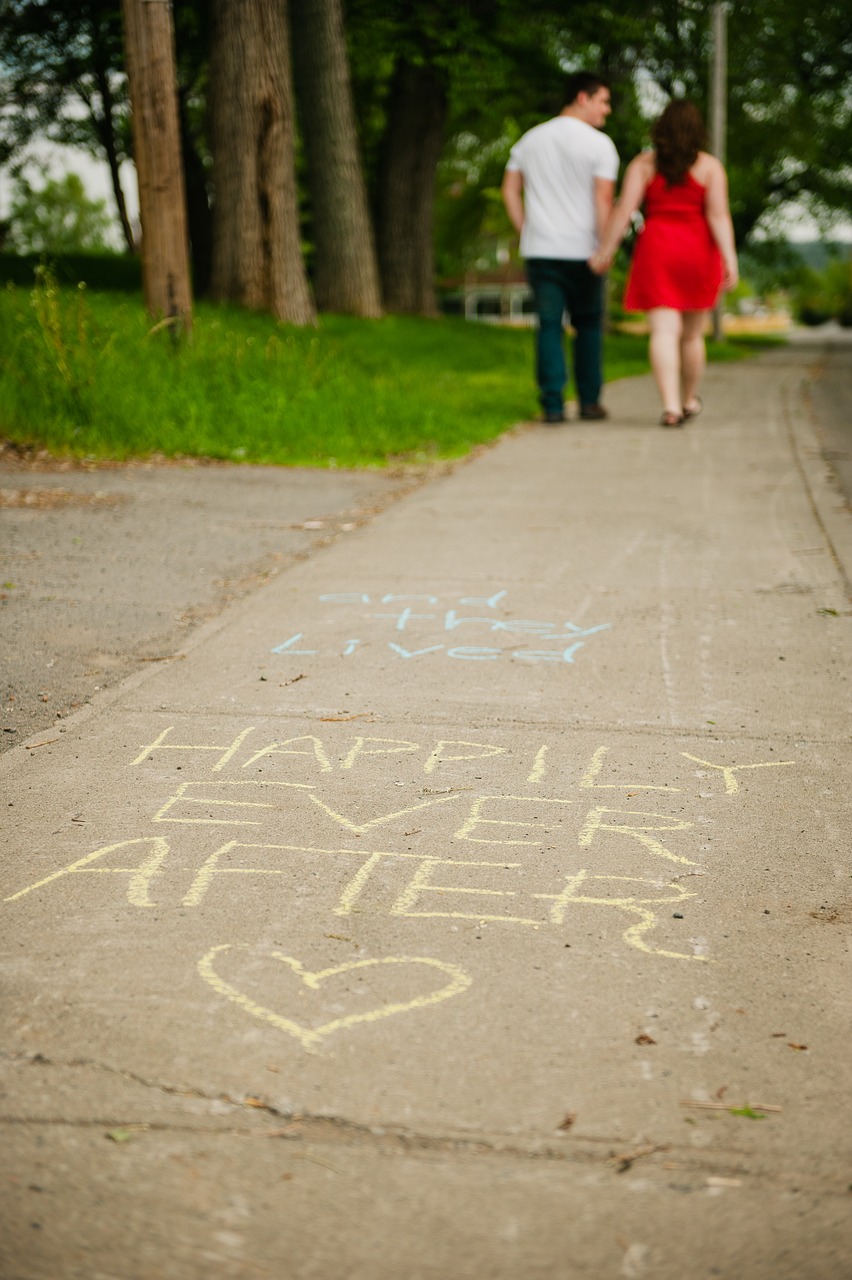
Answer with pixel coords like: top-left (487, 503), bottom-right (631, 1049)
top-left (0, 1050), bottom-right (761, 1182)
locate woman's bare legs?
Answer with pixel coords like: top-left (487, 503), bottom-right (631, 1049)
top-left (681, 310), bottom-right (707, 413)
top-left (647, 308), bottom-right (684, 419)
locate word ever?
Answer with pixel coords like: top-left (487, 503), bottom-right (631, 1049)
top-left (272, 588), bottom-right (611, 664)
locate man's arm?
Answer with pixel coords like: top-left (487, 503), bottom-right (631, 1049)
top-left (593, 176), bottom-right (616, 241)
top-left (501, 168), bottom-right (525, 234)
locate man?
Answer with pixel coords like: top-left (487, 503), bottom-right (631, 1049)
top-left (502, 71), bottom-right (619, 423)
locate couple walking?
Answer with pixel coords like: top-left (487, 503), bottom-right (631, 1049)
top-left (502, 71), bottom-right (738, 427)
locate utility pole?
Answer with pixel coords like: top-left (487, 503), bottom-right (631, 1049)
top-left (709, 2), bottom-right (727, 341)
top-left (122, 0), bottom-right (192, 335)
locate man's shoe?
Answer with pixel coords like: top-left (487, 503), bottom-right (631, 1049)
top-left (579, 403), bottom-right (609, 420)
top-left (542, 410), bottom-right (566, 424)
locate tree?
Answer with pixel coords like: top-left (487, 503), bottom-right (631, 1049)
top-left (347, 0), bottom-right (646, 314)
top-left (0, 0), bottom-right (214, 287)
top-left (5, 169), bottom-right (113, 253)
top-left (0, 0), bottom-right (135, 250)
top-left (375, 58), bottom-right (448, 314)
top-left (431, 1), bottom-right (649, 280)
top-left (628, 0), bottom-right (852, 244)
top-left (172, 1), bottom-right (214, 297)
top-left (290, 0), bottom-right (382, 316)
top-left (207, 0), bottom-right (315, 324)
top-left (122, 0), bottom-right (192, 332)
top-left (347, 0), bottom-right (492, 315)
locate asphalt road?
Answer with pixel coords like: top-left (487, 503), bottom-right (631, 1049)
top-left (0, 456), bottom-right (423, 751)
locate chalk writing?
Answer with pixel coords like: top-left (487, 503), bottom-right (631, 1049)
top-left (3, 730), bottom-right (800, 994)
top-left (271, 588), bottom-right (611, 664)
top-left (3, 836), bottom-right (170, 909)
top-left (681, 754), bottom-right (796, 795)
top-left (4, 836), bottom-right (703, 960)
top-left (197, 944), bottom-right (472, 1052)
top-left (128, 727), bottom-right (793, 788)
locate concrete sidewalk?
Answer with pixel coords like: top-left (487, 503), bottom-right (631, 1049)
top-left (2, 340), bottom-right (851, 1279)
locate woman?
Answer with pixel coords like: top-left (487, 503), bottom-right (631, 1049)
top-left (590, 100), bottom-right (738, 426)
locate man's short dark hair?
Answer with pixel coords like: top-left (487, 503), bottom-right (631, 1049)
top-left (563, 72), bottom-right (610, 106)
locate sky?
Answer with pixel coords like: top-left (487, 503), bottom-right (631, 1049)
top-left (0, 141), bottom-right (139, 250)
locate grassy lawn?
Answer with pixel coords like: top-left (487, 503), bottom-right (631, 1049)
top-left (0, 278), bottom-right (769, 468)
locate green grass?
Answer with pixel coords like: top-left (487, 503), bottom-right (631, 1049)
top-left (0, 278), bottom-right (763, 468)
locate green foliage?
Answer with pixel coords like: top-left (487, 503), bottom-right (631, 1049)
top-left (0, 251), bottom-right (141, 291)
top-left (790, 252), bottom-right (852, 325)
top-left (0, 281), bottom-right (699, 466)
top-left (433, 0), bottom-right (852, 264)
top-left (17, 267), bottom-right (105, 425)
top-left (5, 170), bottom-right (114, 254)
top-left (638, 0), bottom-right (852, 243)
top-left (0, 0), bottom-right (127, 163)
top-left (429, 1), bottom-right (649, 279)
top-left (738, 240), bottom-right (805, 296)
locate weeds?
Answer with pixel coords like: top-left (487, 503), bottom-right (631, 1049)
top-left (27, 266), bottom-right (102, 424)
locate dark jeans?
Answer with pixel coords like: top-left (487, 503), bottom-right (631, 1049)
top-left (525, 258), bottom-right (604, 414)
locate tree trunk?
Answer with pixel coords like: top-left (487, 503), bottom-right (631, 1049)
top-left (208, 0), bottom-right (315, 324)
top-left (178, 88), bottom-right (214, 297)
top-left (121, 0), bottom-right (192, 332)
top-left (376, 60), bottom-right (447, 316)
top-left (290, 0), bottom-right (382, 317)
top-left (91, 65), bottom-right (135, 253)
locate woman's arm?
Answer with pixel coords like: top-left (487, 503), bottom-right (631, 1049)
top-left (588, 153), bottom-right (652, 273)
top-left (704, 159), bottom-right (739, 290)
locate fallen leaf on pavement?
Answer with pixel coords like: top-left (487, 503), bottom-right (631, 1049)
top-left (611, 1143), bottom-right (669, 1173)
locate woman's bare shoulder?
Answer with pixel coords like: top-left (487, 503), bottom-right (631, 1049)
top-left (692, 151), bottom-right (724, 181)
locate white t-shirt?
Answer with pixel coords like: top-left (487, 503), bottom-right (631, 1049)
top-left (506, 116), bottom-right (619, 259)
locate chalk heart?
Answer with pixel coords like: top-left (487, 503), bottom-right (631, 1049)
top-left (198, 944), bottom-right (472, 1053)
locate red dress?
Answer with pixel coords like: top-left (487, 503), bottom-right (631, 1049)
top-left (624, 172), bottom-right (723, 311)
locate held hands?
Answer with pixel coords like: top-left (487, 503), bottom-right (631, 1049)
top-left (588, 250), bottom-right (613, 276)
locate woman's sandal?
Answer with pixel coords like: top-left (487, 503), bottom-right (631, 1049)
top-left (660, 411), bottom-right (684, 427)
top-left (681, 397), bottom-right (703, 421)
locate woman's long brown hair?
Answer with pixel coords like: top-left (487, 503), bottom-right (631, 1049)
top-left (652, 100), bottom-right (708, 184)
